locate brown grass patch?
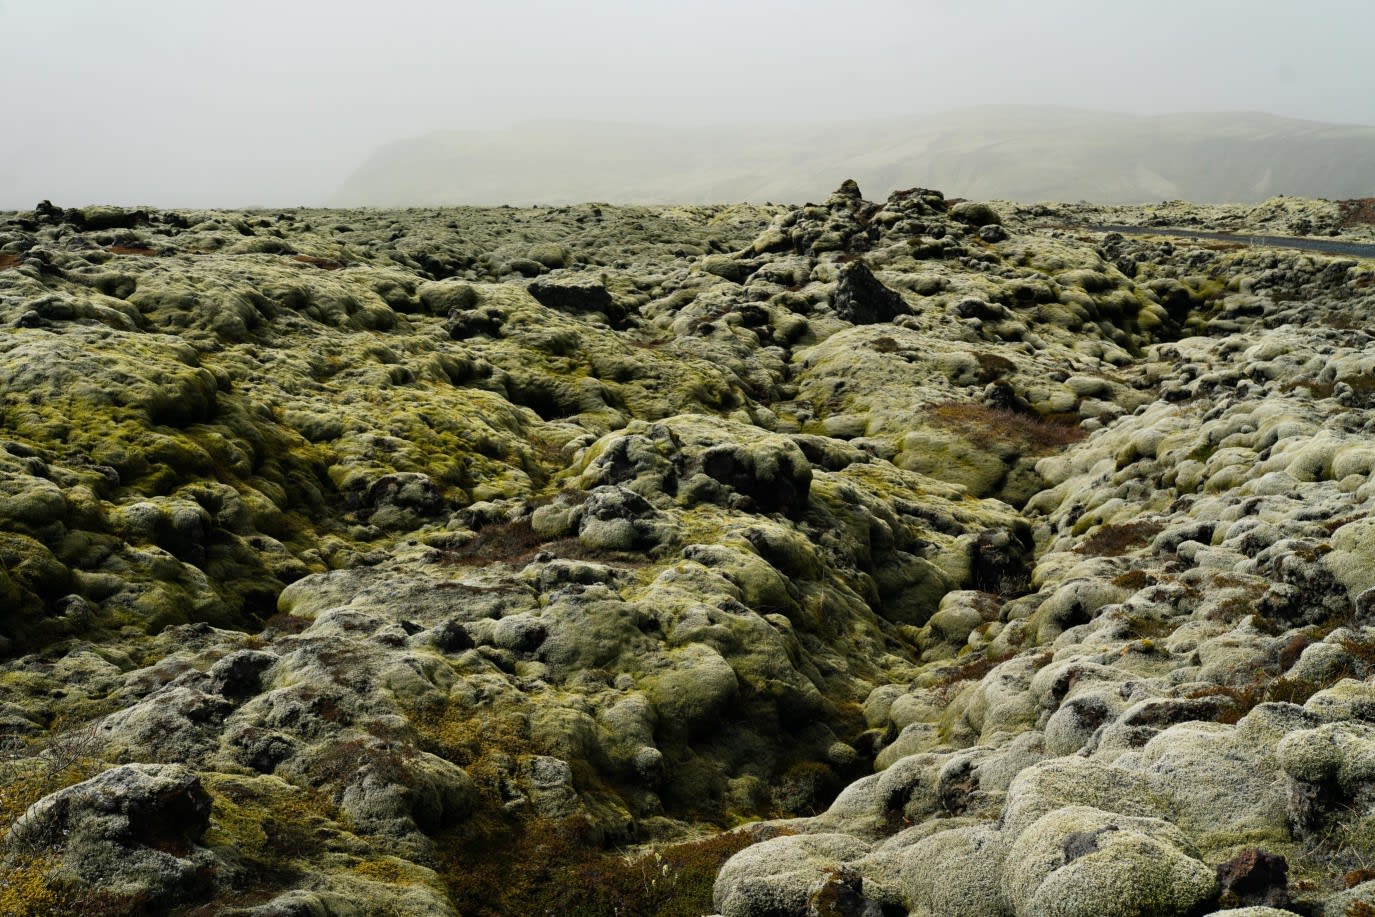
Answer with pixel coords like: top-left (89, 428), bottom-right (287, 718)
top-left (437, 509), bottom-right (653, 569)
top-left (1321, 513), bottom-right (1369, 534)
top-left (871, 336), bottom-right (900, 354)
top-left (292, 255), bottom-right (346, 270)
top-left (437, 817), bottom-right (789, 917)
top-left (1338, 198), bottom-right (1375, 229)
top-left (0, 254), bottom-right (20, 270)
top-left (256, 612), bottom-right (312, 636)
top-left (1077, 520), bottom-right (1164, 557)
top-left (439, 518), bottom-right (547, 566)
top-left (1184, 681), bottom-right (1269, 725)
top-left (1346, 868), bottom-right (1375, 889)
top-left (1183, 632), bottom-right (1375, 724)
top-left (1111, 569), bottom-right (1155, 591)
top-left (932, 654), bottom-right (1002, 691)
top-left (928, 650), bottom-right (1050, 700)
top-left (924, 401), bottom-right (1087, 454)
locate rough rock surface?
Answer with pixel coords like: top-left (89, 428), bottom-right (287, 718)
top-left (0, 186), bottom-right (1373, 915)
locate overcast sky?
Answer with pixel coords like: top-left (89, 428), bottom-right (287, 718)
top-left (2, 0), bottom-right (1373, 208)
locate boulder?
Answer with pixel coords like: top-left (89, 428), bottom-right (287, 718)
top-left (6, 764), bottom-right (214, 909)
top-left (714, 833), bottom-right (873, 917)
top-left (1002, 805), bottom-right (1217, 917)
top-left (832, 261), bottom-right (909, 325)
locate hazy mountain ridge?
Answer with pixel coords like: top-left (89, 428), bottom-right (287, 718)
top-left (333, 106), bottom-right (1375, 206)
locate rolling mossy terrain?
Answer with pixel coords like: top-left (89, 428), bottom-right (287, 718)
top-left (0, 185), bottom-right (1374, 915)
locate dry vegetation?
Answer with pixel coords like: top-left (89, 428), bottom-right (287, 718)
top-left (924, 401), bottom-right (1087, 454)
top-left (437, 818), bottom-right (785, 917)
top-left (1076, 520), bottom-right (1165, 557)
top-left (1338, 198), bottom-right (1375, 229)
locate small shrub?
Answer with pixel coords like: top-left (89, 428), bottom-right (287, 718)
top-left (0, 722), bottom-right (110, 915)
top-left (309, 736), bottom-right (420, 795)
top-left (1267, 674), bottom-right (1327, 708)
top-left (1186, 635), bottom-right (1375, 723)
top-left (1338, 635), bottom-right (1375, 669)
top-left (1203, 582), bottom-right (1272, 624)
top-left (410, 705), bottom-right (537, 799)
top-left (1276, 633), bottom-right (1315, 671)
top-left (1, 721), bottom-right (104, 854)
top-left (1122, 615), bottom-right (1175, 640)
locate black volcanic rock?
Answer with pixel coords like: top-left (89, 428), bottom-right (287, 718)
top-left (528, 274), bottom-right (626, 326)
top-left (832, 260), bottom-right (909, 324)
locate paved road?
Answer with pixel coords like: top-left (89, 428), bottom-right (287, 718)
top-left (1082, 224), bottom-right (1375, 260)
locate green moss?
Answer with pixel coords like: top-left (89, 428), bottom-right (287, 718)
top-left (0, 855), bottom-right (75, 917)
top-left (202, 774), bottom-right (341, 870)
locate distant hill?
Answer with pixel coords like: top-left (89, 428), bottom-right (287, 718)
top-left (331, 106), bottom-right (1375, 206)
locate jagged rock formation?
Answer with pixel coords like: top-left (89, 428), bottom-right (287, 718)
top-left (0, 185), bottom-right (1373, 916)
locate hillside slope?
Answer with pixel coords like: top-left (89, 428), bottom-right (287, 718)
top-left (333, 107), bottom-right (1375, 206)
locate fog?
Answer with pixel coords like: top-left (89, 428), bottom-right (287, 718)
top-left (3, 0), bottom-right (1373, 208)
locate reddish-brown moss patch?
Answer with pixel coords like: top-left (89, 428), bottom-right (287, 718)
top-left (924, 402), bottom-right (1087, 454)
top-left (1338, 198), bottom-right (1375, 229)
top-left (440, 518), bottom-right (546, 565)
top-left (1076, 520), bottom-right (1164, 557)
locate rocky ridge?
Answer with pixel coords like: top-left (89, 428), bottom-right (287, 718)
top-left (0, 185), bottom-right (1373, 915)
